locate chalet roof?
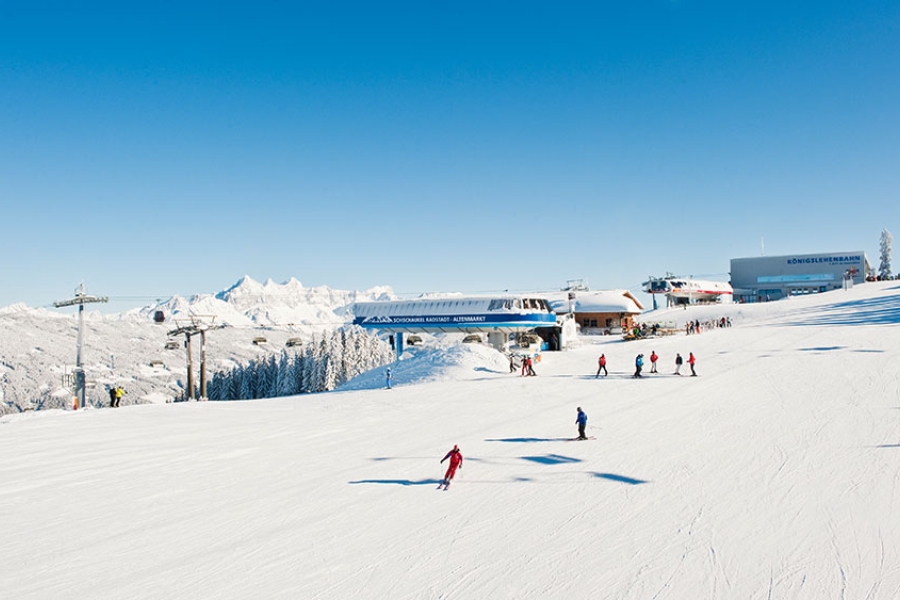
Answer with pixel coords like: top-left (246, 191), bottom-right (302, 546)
top-left (545, 290), bottom-right (644, 315)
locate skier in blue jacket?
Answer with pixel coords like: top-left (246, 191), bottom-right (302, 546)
top-left (575, 407), bottom-right (588, 440)
top-left (633, 354), bottom-right (644, 378)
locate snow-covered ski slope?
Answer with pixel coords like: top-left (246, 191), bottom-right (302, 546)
top-left (2, 281), bottom-right (900, 599)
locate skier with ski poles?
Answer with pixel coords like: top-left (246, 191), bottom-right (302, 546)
top-left (440, 444), bottom-right (463, 489)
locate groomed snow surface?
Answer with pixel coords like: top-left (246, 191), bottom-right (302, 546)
top-left (3, 282), bottom-right (900, 599)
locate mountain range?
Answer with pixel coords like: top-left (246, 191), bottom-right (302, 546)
top-left (0, 276), bottom-right (396, 414)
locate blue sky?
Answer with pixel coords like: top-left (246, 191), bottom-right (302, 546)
top-left (2, 1), bottom-right (898, 311)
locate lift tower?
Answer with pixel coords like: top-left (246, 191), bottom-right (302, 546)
top-left (168, 316), bottom-right (224, 400)
top-left (53, 282), bottom-right (108, 409)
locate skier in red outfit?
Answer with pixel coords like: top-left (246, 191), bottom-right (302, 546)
top-left (440, 444), bottom-right (463, 488)
top-left (596, 354), bottom-right (608, 377)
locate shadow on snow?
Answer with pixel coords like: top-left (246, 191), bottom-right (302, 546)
top-left (592, 472), bottom-right (649, 485)
top-left (485, 437), bottom-right (571, 443)
top-left (349, 478), bottom-right (445, 486)
top-left (777, 293), bottom-right (900, 327)
top-left (520, 454), bottom-right (582, 465)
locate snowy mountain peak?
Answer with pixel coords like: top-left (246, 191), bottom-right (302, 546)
top-left (126, 276), bottom-right (399, 329)
top-left (217, 275), bottom-right (266, 300)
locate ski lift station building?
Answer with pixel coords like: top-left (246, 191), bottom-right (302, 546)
top-left (730, 251), bottom-right (872, 302)
top-left (351, 295), bottom-right (562, 355)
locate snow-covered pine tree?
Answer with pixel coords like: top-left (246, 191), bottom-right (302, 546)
top-left (252, 358), bottom-right (268, 399)
top-left (206, 370), bottom-right (224, 400)
top-left (276, 350), bottom-right (296, 397)
top-left (300, 336), bottom-right (319, 394)
top-left (338, 327), bottom-right (352, 386)
top-left (346, 328), bottom-right (364, 378)
top-left (321, 330), bottom-right (341, 390)
top-left (879, 228), bottom-right (893, 278)
top-left (229, 367), bottom-right (242, 401)
top-left (358, 331), bottom-right (374, 373)
top-left (216, 369), bottom-right (233, 400)
top-left (311, 335), bottom-right (330, 392)
top-left (294, 350), bottom-right (310, 394)
top-left (360, 329), bottom-right (393, 373)
top-left (262, 354), bottom-right (279, 398)
top-left (239, 361), bottom-right (254, 400)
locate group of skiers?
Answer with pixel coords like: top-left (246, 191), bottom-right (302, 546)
top-left (406, 342), bottom-right (705, 489)
top-left (508, 354), bottom-right (537, 376)
top-left (107, 385), bottom-right (126, 407)
top-left (433, 350), bottom-right (701, 488)
top-left (436, 348), bottom-right (700, 485)
top-left (596, 351), bottom-right (697, 377)
top-left (685, 318), bottom-right (731, 335)
top-left (674, 352), bottom-right (697, 376)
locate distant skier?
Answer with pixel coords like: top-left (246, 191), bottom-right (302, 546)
top-left (649, 351), bottom-right (658, 373)
top-left (575, 407), bottom-right (588, 440)
top-left (440, 444), bottom-right (463, 489)
top-left (633, 354), bottom-right (644, 378)
top-left (108, 386), bottom-right (117, 408)
top-left (674, 353), bottom-right (683, 376)
top-left (596, 354), bottom-right (608, 377)
top-left (508, 354), bottom-right (517, 373)
top-left (689, 352), bottom-right (697, 376)
top-left (385, 367), bottom-right (393, 389)
top-left (113, 386), bottom-right (125, 407)
top-left (526, 355), bottom-right (537, 376)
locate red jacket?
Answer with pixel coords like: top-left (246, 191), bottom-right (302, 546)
top-left (599, 356), bottom-right (606, 366)
top-left (650, 352), bottom-right (658, 363)
top-left (688, 354), bottom-right (696, 365)
top-left (442, 449), bottom-right (463, 469)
